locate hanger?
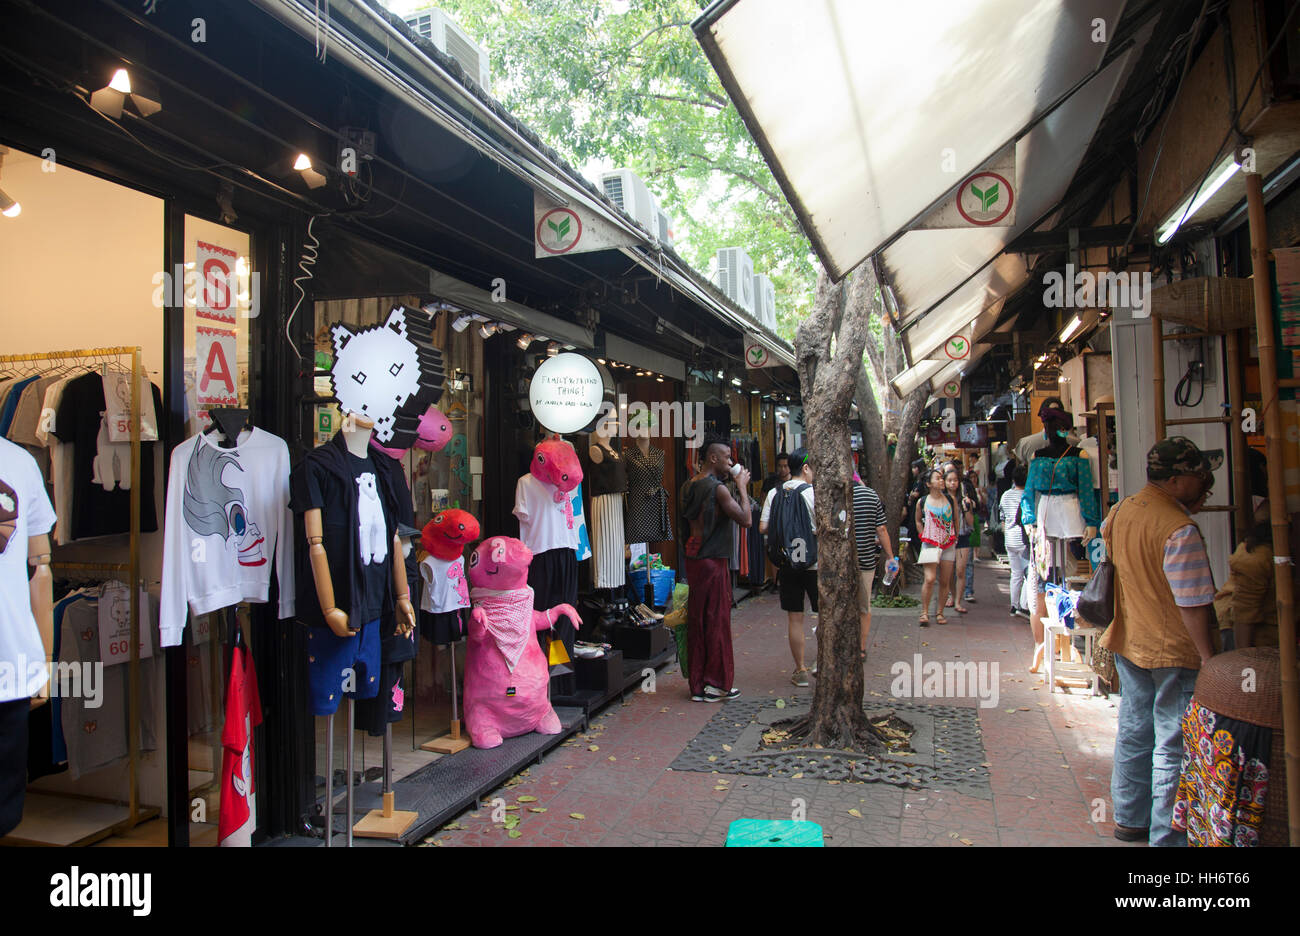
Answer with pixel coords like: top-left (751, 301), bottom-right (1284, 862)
top-left (206, 407), bottom-right (251, 448)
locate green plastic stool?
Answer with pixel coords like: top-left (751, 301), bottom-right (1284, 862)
top-left (725, 819), bottom-right (824, 846)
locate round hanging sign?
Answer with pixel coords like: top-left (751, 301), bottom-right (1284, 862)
top-left (529, 353), bottom-right (604, 433)
top-left (942, 379), bottom-right (962, 399)
top-left (944, 334), bottom-right (971, 360)
top-left (956, 170), bottom-right (1014, 226)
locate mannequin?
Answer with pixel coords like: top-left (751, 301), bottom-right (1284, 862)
top-left (514, 437), bottom-right (583, 694)
top-left (0, 436), bottom-right (54, 839)
top-left (623, 419), bottom-right (672, 546)
top-left (587, 420), bottom-right (628, 594)
top-left (1020, 397), bottom-right (1098, 673)
top-left (417, 508), bottom-right (480, 754)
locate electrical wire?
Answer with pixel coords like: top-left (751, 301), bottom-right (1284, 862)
top-left (1174, 360), bottom-right (1205, 407)
top-left (286, 214), bottom-right (325, 363)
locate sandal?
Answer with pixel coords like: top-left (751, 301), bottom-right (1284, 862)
top-left (955, 604), bottom-right (968, 614)
top-left (945, 597), bottom-right (954, 607)
top-left (936, 614), bottom-right (949, 625)
top-left (918, 613), bottom-right (930, 626)
top-left (859, 650), bottom-right (868, 662)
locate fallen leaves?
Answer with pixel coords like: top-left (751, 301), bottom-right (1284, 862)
top-left (569, 813), bottom-right (585, 820)
top-left (848, 808), bottom-right (863, 819)
top-left (517, 795), bottom-right (537, 803)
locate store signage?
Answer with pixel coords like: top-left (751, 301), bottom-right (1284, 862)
top-left (912, 146), bottom-right (1016, 230)
top-left (925, 426), bottom-right (958, 445)
top-left (196, 240), bottom-right (238, 324)
top-left (196, 325), bottom-right (239, 420)
top-left (529, 353), bottom-right (604, 433)
top-left (943, 333), bottom-right (971, 360)
top-left (744, 333), bottom-right (779, 368)
top-left (941, 378), bottom-right (962, 399)
top-left (1033, 368), bottom-right (1061, 392)
top-left (957, 422), bottom-right (987, 447)
top-left (534, 193), bottom-right (638, 258)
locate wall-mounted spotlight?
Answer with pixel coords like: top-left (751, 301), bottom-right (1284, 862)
top-left (451, 314), bottom-right (475, 333)
top-left (293, 153), bottom-right (327, 190)
top-left (89, 68), bottom-right (162, 120)
top-left (517, 333), bottom-right (535, 350)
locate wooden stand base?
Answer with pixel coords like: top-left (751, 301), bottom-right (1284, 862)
top-left (421, 718), bottom-right (471, 754)
top-left (353, 792), bottom-right (418, 840)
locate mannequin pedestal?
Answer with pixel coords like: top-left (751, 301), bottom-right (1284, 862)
top-left (354, 725), bottom-right (418, 839)
top-left (420, 639), bottom-right (471, 754)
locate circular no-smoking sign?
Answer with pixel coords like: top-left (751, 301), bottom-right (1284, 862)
top-left (942, 379), bottom-right (962, 399)
top-left (536, 208), bottom-right (583, 255)
top-left (956, 170), bottom-right (1014, 226)
top-left (944, 334), bottom-right (971, 360)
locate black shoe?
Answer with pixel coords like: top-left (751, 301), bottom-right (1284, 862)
top-left (1113, 824), bottom-right (1148, 842)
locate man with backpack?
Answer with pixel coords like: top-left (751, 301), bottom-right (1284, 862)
top-left (760, 448), bottom-right (818, 687)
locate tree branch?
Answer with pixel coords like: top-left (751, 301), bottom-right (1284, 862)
top-left (683, 153), bottom-right (782, 202)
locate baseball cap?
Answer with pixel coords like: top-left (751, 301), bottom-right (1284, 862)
top-left (1146, 436), bottom-right (1211, 482)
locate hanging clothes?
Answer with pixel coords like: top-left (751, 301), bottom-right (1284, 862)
top-left (587, 441), bottom-right (627, 588)
top-left (623, 443), bottom-right (672, 543)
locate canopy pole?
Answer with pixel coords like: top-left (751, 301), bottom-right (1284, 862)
top-left (1245, 169), bottom-right (1299, 845)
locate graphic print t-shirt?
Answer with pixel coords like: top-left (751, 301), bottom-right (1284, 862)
top-left (348, 451), bottom-right (390, 626)
top-left (0, 437), bottom-right (56, 702)
top-left (52, 372), bottom-right (160, 539)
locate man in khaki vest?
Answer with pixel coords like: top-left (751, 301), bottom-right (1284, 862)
top-left (1101, 437), bottom-right (1216, 846)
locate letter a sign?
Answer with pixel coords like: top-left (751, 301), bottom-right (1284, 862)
top-left (196, 326), bottom-right (238, 413)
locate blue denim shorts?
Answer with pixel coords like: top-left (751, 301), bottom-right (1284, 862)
top-left (306, 619), bottom-right (381, 716)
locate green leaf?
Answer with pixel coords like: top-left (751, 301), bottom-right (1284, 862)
top-left (557, 217), bottom-right (572, 239)
top-left (982, 183), bottom-right (999, 212)
top-left (970, 183), bottom-right (983, 202)
top-left (547, 218), bottom-right (559, 234)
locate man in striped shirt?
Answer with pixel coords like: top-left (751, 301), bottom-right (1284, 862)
top-left (1100, 437), bottom-right (1216, 847)
top-left (852, 474), bottom-right (892, 662)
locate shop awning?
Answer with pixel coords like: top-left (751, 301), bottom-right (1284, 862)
top-left (694, 0), bottom-right (1128, 280)
top-left (427, 271), bottom-right (595, 349)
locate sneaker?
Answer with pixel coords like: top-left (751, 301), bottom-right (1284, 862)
top-left (965, 595), bottom-right (977, 603)
top-left (703, 686), bottom-right (740, 702)
top-left (791, 669), bottom-right (810, 688)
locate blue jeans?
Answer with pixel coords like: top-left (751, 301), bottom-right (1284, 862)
top-left (1008, 545), bottom-right (1029, 610)
top-left (964, 551), bottom-right (975, 597)
top-left (1111, 653), bottom-right (1198, 846)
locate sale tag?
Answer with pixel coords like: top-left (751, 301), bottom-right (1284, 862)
top-left (189, 612), bottom-right (214, 646)
top-left (101, 372), bottom-right (159, 443)
top-left (98, 582), bottom-right (155, 666)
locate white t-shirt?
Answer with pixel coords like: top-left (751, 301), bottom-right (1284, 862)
top-left (159, 428), bottom-right (295, 647)
top-left (0, 437), bottom-right (57, 702)
top-left (514, 472), bottom-right (579, 555)
top-left (761, 478), bottom-right (817, 571)
top-left (420, 554), bottom-right (470, 613)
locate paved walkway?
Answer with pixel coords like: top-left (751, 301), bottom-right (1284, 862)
top-left (422, 558), bottom-right (1128, 847)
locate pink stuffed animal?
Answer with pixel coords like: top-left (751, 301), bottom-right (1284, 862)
top-left (529, 436), bottom-right (584, 529)
top-left (463, 536), bottom-right (581, 749)
top-left (369, 405), bottom-right (454, 459)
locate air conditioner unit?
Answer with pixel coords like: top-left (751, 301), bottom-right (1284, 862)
top-left (600, 169), bottom-right (658, 235)
top-left (403, 8), bottom-right (491, 91)
top-left (716, 247), bottom-right (755, 314)
top-left (752, 273), bottom-right (776, 329)
top-left (655, 209), bottom-right (674, 249)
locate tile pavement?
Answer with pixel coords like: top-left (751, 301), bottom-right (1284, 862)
top-left (420, 558), bottom-right (1131, 847)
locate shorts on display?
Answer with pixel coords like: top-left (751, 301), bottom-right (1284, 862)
top-left (354, 661), bottom-right (407, 737)
top-left (306, 619), bottom-right (382, 717)
top-left (419, 608), bottom-right (466, 645)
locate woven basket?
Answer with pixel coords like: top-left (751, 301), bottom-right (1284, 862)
top-left (1192, 648), bottom-right (1288, 845)
top-left (1149, 276), bottom-right (1254, 332)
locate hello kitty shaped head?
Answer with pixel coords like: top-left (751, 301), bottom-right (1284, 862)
top-left (468, 536), bottom-right (532, 590)
top-left (330, 306), bottom-right (445, 448)
top-left (529, 436), bottom-right (583, 494)
top-left (421, 508), bottom-right (480, 561)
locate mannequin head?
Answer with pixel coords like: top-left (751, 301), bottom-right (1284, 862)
top-left (422, 508), bottom-right (481, 561)
top-left (467, 536), bottom-right (533, 590)
top-left (1038, 397), bottom-right (1071, 440)
top-left (530, 436), bottom-right (583, 493)
top-left (414, 405), bottom-right (453, 452)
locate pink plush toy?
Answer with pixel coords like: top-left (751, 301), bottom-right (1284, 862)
top-left (529, 436), bottom-right (584, 529)
top-left (369, 405), bottom-right (454, 459)
top-left (463, 536), bottom-right (581, 749)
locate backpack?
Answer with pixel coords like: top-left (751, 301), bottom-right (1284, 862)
top-left (766, 483), bottom-right (817, 570)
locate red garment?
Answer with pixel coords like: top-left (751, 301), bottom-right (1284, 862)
top-left (219, 643), bottom-right (263, 847)
top-left (685, 556), bottom-right (734, 695)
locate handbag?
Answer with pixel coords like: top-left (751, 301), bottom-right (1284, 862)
top-left (1075, 503), bottom-right (1120, 627)
top-left (918, 545), bottom-right (941, 565)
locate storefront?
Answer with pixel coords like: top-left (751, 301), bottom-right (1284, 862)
top-left (0, 0), bottom-right (796, 846)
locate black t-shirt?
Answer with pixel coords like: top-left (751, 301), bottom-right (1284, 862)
top-left (346, 451), bottom-right (391, 626)
top-left (53, 372), bottom-right (160, 539)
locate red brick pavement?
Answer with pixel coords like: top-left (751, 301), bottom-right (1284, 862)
top-left (421, 558), bottom-right (1129, 847)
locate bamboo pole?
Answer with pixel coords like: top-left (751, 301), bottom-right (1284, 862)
top-left (1245, 170), bottom-right (1299, 845)
top-left (1152, 309), bottom-right (1167, 438)
top-left (1226, 330), bottom-right (1252, 540)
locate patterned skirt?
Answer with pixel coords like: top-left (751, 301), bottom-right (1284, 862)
top-left (1173, 699), bottom-right (1272, 846)
top-left (590, 493), bottom-right (626, 589)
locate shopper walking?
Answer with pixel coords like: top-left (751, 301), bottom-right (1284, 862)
top-left (680, 437), bottom-right (751, 702)
top-left (945, 467), bottom-right (975, 614)
top-left (1000, 463), bottom-right (1030, 616)
top-left (915, 469), bottom-right (956, 626)
top-left (761, 447), bottom-right (818, 686)
top-left (1101, 437), bottom-right (1216, 846)
top-left (964, 467), bottom-right (984, 602)
top-left (852, 472), bottom-right (892, 662)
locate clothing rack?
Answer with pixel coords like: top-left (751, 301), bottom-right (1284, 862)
top-left (0, 347), bottom-right (149, 846)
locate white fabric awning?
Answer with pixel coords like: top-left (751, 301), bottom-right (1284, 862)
top-left (694, 0), bottom-right (1127, 279)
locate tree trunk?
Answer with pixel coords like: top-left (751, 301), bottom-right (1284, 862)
top-left (789, 267), bottom-right (882, 750)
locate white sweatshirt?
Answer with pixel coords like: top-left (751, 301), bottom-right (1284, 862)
top-left (160, 428), bottom-right (295, 646)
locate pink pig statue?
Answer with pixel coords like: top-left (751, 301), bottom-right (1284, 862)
top-left (529, 436), bottom-right (583, 529)
top-left (463, 536), bottom-right (581, 749)
top-left (369, 405), bottom-right (454, 459)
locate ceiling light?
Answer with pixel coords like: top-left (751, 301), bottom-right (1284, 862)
top-left (451, 314), bottom-right (474, 333)
top-left (730, 377), bottom-right (742, 387)
top-left (1058, 315), bottom-right (1084, 343)
top-left (597, 358), bottom-right (606, 365)
top-left (293, 152), bottom-right (327, 189)
top-left (517, 333), bottom-right (534, 350)
top-left (479, 322), bottom-right (498, 339)
top-left (293, 153), bottom-right (313, 171)
top-left (656, 377), bottom-right (664, 383)
top-left (89, 68), bottom-right (162, 119)
top-left (0, 189), bottom-right (20, 218)
top-left (109, 68), bottom-right (132, 93)
top-left (716, 370), bottom-right (724, 379)
top-left (547, 342), bottom-right (559, 357)
top-left (1157, 154), bottom-right (1242, 245)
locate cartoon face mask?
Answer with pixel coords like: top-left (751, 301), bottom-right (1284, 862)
top-left (421, 508), bottom-right (480, 561)
top-left (329, 306), bottom-right (446, 448)
top-left (467, 536), bottom-right (532, 590)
